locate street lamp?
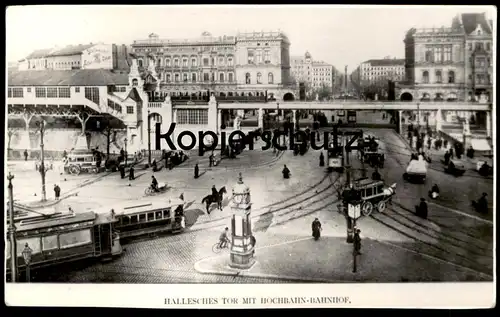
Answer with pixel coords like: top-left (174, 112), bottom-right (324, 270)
top-left (7, 173), bottom-right (17, 282)
top-left (36, 121), bottom-right (47, 202)
top-left (22, 243), bottom-right (32, 282)
top-left (147, 110), bottom-right (152, 166)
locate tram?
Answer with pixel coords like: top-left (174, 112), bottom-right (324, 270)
top-left (6, 210), bottom-right (122, 278)
top-left (110, 199), bottom-right (186, 240)
top-left (328, 137), bottom-right (343, 172)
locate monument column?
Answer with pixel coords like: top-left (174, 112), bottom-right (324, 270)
top-left (435, 109), bottom-right (443, 133)
top-left (229, 173), bottom-right (256, 269)
top-left (292, 110), bottom-right (297, 130)
top-left (257, 108), bottom-right (264, 130)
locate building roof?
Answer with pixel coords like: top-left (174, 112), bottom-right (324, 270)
top-left (8, 69), bottom-right (129, 86)
top-left (461, 13), bottom-right (492, 35)
top-left (21, 48), bottom-right (54, 61)
top-left (47, 44), bottom-right (96, 57)
top-left (363, 59), bottom-right (405, 66)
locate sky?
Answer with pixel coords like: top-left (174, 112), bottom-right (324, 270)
top-left (6, 5), bottom-right (496, 72)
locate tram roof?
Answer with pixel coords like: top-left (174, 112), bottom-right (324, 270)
top-left (353, 178), bottom-right (384, 188)
top-left (96, 199), bottom-right (185, 217)
top-left (16, 211), bottom-right (96, 232)
top-left (8, 69), bottom-right (129, 87)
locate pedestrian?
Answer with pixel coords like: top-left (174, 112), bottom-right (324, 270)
top-left (444, 150), bottom-right (450, 165)
top-left (194, 163), bottom-right (199, 179)
top-left (250, 235), bottom-right (256, 256)
top-left (416, 198), bottom-right (428, 219)
top-left (54, 184), bottom-right (61, 200)
top-left (354, 229), bottom-right (362, 255)
top-left (427, 137), bottom-right (432, 150)
top-left (209, 152), bottom-right (213, 168)
top-left (63, 150), bottom-right (68, 159)
top-left (119, 164), bottom-right (125, 179)
top-left (24, 149), bottom-right (28, 161)
top-left (128, 165), bottom-right (135, 180)
top-left (449, 148), bottom-right (454, 159)
top-left (319, 152), bottom-right (325, 167)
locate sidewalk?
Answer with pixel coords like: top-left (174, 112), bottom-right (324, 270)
top-left (194, 235), bottom-right (490, 282)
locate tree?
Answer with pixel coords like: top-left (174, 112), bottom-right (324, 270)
top-left (312, 83), bottom-right (333, 101)
top-left (7, 129), bottom-right (18, 159)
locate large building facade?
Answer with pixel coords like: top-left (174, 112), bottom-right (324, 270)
top-left (291, 51), bottom-right (337, 96)
top-left (131, 31), bottom-right (296, 101)
top-left (400, 12), bottom-right (493, 102)
top-left (357, 58), bottom-right (405, 83)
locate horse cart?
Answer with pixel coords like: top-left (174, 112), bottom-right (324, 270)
top-left (345, 178), bottom-right (397, 217)
top-left (64, 151), bottom-right (102, 175)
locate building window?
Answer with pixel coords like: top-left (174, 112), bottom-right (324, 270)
top-left (191, 58), bottom-right (197, 67)
top-left (247, 50), bottom-right (254, 64)
top-left (174, 59), bottom-right (179, 67)
top-left (228, 73), bottom-right (234, 82)
top-left (218, 57), bottom-right (225, 65)
top-left (434, 46), bottom-right (442, 63)
top-left (268, 72), bottom-right (274, 84)
top-left (257, 72), bottom-right (262, 84)
top-left (84, 87), bottom-right (100, 104)
top-left (422, 71), bottom-right (429, 83)
top-left (444, 46), bottom-right (452, 62)
top-left (181, 73), bottom-right (187, 82)
top-left (219, 73), bottom-right (224, 82)
top-left (35, 87), bottom-right (46, 98)
top-left (227, 57), bottom-right (233, 66)
top-left (165, 59), bottom-right (171, 66)
top-left (47, 87), bottom-right (58, 98)
top-left (245, 72), bottom-right (251, 84)
top-left (166, 74), bottom-right (171, 82)
top-left (203, 58), bottom-right (209, 66)
top-left (174, 73), bottom-right (179, 82)
top-left (204, 73), bottom-right (209, 82)
top-left (12, 88), bottom-right (23, 98)
top-left (8, 88), bottom-right (11, 98)
top-left (486, 42), bottom-right (491, 51)
top-left (157, 59), bottom-right (162, 67)
top-left (127, 106), bottom-right (134, 114)
top-left (435, 70), bottom-right (442, 83)
top-left (425, 46), bottom-right (433, 62)
top-left (183, 59), bottom-right (188, 67)
top-left (448, 71), bottom-right (455, 83)
top-left (192, 73), bottom-right (197, 82)
top-left (475, 42), bottom-right (483, 50)
top-left (138, 59), bottom-right (143, 67)
top-left (58, 87), bottom-right (71, 98)
top-left (256, 50), bottom-right (262, 64)
top-left (176, 109), bottom-right (208, 125)
top-left (75, 87), bottom-right (80, 93)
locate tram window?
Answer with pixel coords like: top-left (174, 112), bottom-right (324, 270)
top-left (76, 158), bottom-right (84, 162)
top-left (360, 189), bottom-right (365, 198)
top-left (377, 185), bottom-right (384, 194)
top-left (42, 235), bottom-right (59, 251)
top-left (147, 212), bottom-right (155, 221)
top-left (16, 237), bottom-right (42, 256)
top-left (366, 187), bottom-right (373, 197)
top-left (139, 214), bottom-right (147, 222)
top-left (163, 209), bottom-right (170, 218)
top-left (155, 211), bottom-right (163, 220)
top-left (122, 216), bottom-right (130, 225)
top-left (59, 229), bottom-right (92, 249)
top-left (130, 215), bottom-right (138, 224)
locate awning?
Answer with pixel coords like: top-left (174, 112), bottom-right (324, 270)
top-left (471, 139), bottom-right (492, 151)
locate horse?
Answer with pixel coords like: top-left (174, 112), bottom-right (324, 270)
top-left (201, 186), bottom-right (227, 214)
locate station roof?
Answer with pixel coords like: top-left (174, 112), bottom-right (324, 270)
top-left (8, 69), bottom-right (129, 87)
top-left (46, 44), bottom-right (95, 57)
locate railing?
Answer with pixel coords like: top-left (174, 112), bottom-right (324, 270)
top-left (217, 96), bottom-right (267, 103)
top-left (148, 102), bottom-right (163, 108)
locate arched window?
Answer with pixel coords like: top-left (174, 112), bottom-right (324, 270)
top-left (174, 73), bottom-right (180, 82)
top-left (157, 59), bottom-right (162, 66)
top-left (422, 71), bottom-right (429, 83)
top-left (191, 58), bottom-right (197, 67)
top-left (166, 73), bottom-right (171, 82)
top-left (174, 59), bottom-right (179, 67)
top-left (257, 72), bottom-right (262, 84)
top-left (448, 71), bottom-right (455, 83)
top-left (138, 59), bottom-right (143, 67)
top-left (132, 79), bottom-right (138, 86)
top-left (192, 73), bottom-right (197, 82)
top-left (165, 58), bottom-right (170, 66)
top-left (227, 57), bottom-right (233, 66)
top-left (150, 113), bottom-right (162, 123)
top-left (228, 73), bottom-right (234, 82)
top-left (219, 73), bottom-right (224, 82)
top-left (218, 56), bottom-right (225, 65)
top-left (268, 72), bottom-right (274, 84)
top-left (182, 59), bottom-right (188, 67)
top-left (245, 73), bottom-right (251, 84)
top-left (183, 73), bottom-right (188, 82)
top-left (435, 70), bottom-right (442, 83)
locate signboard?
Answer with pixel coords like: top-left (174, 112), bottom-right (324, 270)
top-left (348, 203), bottom-right (361, 219)
top-left (347, 110), bottom-right (357, 123)
top-left (82, 44), bottom-right (113, 70)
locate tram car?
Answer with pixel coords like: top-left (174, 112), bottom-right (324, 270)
top-left (6, 210), bottom-right (122, 280)
top-left (64, 150), bottom-right (102, 175)
top-left (110, 198), bottom-right (186, 240)
top-left (345, 178), bottom-right (397, 217)
top-left (403, 156), bottom-right (428, 183)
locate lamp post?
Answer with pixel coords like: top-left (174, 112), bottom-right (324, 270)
top-left (7, 173), bottom-right (17, 282)
top-left (124, 138), bottom-right (128, 167)
top-left (37, 121), bottom-right (47, 202)
top-left (22, 243), bottom-right (32, 282)
top-left (147, 110), bottom-right (152, 166)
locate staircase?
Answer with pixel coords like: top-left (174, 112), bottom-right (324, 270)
top-left (93, 227), bottom-right (102, 256)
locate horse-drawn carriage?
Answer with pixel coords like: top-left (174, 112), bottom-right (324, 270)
top-left (64, 150), bottom-right (103, 175)
top-left (357, 138), bottom-right (384, 168)
top-left (342, 178), bottom-right (397, 217)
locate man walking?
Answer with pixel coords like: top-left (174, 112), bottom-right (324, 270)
top-left (54, 184), bottom-right (61, 200)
